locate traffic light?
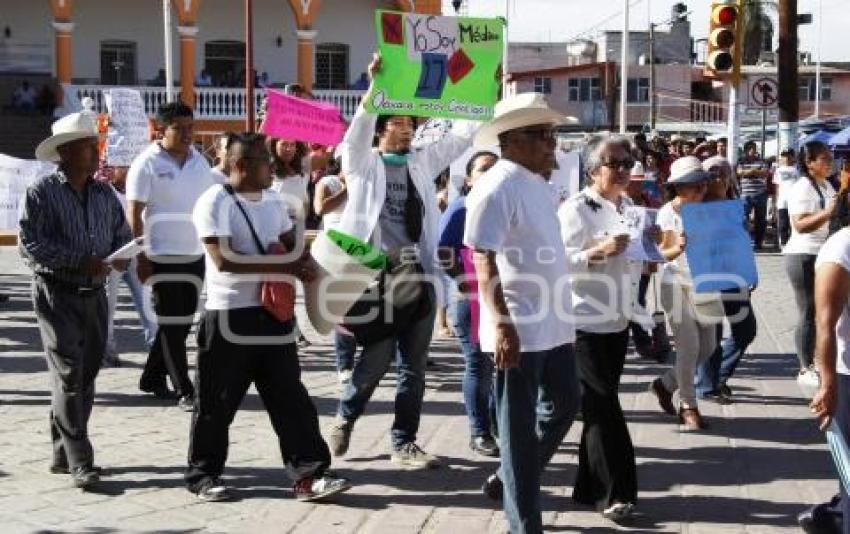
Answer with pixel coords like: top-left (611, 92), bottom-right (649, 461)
top-left (706, 1), bottom-right (742, 81)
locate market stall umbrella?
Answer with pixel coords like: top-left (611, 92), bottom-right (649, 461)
top-left (800, 130), bottom-right (835, 145)
top-left (828, 126), bottom-right (850, 148)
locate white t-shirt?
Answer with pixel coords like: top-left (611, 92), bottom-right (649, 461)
top-left (210, 167), bottom-right (228, 185)
top-left (270, 174), bottom-right (309, 223)
top-left (126, 143), bottom-right (214, 256)
top-left (784, 177), bottom-right (835, 255)
top-left (464, 159), bottom-right (575, 353)
top-left (193, 185), bottom-right (293, 310)
top-left (815, 228), bottom-right (850, 375)
top-left (657, 201), bottom-right (693, 286)
top-left (317, 175), bottom-right (346, 230)
top-left (772, 165), bottom-right (799, 209)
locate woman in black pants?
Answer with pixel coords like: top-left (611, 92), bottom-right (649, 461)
top-left (783, 141), bottom-right (837, 388)
top-left (558, 136), bottom-right (645, 522)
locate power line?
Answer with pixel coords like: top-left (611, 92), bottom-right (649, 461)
top-left (562, 0), bottom-right (648, 44)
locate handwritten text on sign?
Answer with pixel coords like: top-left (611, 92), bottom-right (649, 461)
top-left (105, 88), bottom-right (149, 167)
top-left (681, 200), bottom-right (758, 293)
top-left (260, 91), bottom-right (345, 146)
top-left (369, 10), bottom-right (503, 121)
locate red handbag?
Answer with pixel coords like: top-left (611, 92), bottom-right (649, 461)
top-left (225, 185), bottom-right (296, 323)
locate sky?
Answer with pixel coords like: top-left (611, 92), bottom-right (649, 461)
top-left (464, 0), bottom-right (847, 62)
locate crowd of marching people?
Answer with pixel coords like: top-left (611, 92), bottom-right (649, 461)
top-left (17, 52), bottom-right (850, 533)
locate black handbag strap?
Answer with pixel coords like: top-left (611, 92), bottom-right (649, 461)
top-left (223, 184), bottom-right (266, 255)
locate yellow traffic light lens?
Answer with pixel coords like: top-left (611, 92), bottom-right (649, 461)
top-left (710, 27), bottom-right (735, 48)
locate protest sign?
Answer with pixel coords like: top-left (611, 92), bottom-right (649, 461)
top-left (0, 154), bottom-right (56, 231)
top-left (260, 90), bottom-right (346, 146)
top-left (681, 200), bottom-right (758, 293)
top-left (367, 10), bottom-right (504, 121)
top-left (105, 89), bottom-right (149, 166)
top-left (623, 206), bottom-right (664, 263)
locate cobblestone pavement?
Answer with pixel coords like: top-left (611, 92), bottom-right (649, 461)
top-left (0, 251), bottom-right (837, 533)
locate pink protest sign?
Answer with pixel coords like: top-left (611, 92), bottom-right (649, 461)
top-left (260, 90), bottom-right (346, 146)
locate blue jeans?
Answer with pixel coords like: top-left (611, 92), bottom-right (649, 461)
top-left (494, 343), bottom-right (581, 534)
top-left (334, 330), bottom-right (356, 372)
top-left (338, 286), bottom-right (437, 449)
top-left (695, 289), bottom-right (757, 397)
top-left (451, 295), bottom-right (495, 438)
top-left (742, 192), bottom-right (768, 247)
top-left (106, 264), bottom-right (157, 355)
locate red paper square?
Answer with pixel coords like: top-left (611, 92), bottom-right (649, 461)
top-left (448, 49), bottom-right (475, 84)
top-left (382, 12), bottom-right (404, 45)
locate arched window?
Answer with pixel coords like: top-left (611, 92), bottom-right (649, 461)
top-left (315, 43), bottom-right (349, 90)
top-left (100, 40), bottom-right (137, 85)
top-left (205, 40), bottom-right (246, 87)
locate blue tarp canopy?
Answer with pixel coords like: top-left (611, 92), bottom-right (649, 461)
top-left (828, 126), bottom-right (850, 147)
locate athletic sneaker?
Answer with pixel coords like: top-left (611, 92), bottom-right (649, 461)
top-left (196, 478), bottom-right (233, 502)
top-left (391, 442), bottom-right (440, 469)
top-left (294, 473), bottom-right (351, 502)
top-left (602, 502), bottom-right (635, 521)
top-left (338, 369), bottom-right (353, 384)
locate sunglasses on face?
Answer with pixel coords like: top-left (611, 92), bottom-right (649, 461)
top-left (600, 158), bottom-right (635, 172)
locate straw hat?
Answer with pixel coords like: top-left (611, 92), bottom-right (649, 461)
top-left (474, 92), bottom-right (577, 148)
top-left (35, 112), bottom-right (98, 162)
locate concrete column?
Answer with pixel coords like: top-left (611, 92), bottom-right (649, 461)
top-left (296, 29), bottom-right (317, 92)
top-left (51, 21), bottom-right (75, 85)
top-left (178, 25), bottom-right (199, 106)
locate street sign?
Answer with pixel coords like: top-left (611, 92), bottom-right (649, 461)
top-left (749, 77), bottom-right (779, 108)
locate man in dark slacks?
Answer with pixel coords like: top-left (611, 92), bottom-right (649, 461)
top-left (20, 111), bottom-right (132, 488)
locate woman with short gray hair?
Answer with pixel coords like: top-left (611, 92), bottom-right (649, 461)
top-left (559, 135), bottom-right (641, 521)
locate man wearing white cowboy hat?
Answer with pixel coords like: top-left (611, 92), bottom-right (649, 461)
top-left (464, 92), bottom-right (581, 533)
top-left (20, 111), bottom-right (132, 489)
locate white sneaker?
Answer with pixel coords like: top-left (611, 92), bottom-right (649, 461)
top-left (797, 367), bottom-right (820, 398)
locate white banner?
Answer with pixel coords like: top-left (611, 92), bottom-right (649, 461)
top-left (105, 88), bottom-right (149, 167)
top-left (0, 154), bottom-right (57, 231)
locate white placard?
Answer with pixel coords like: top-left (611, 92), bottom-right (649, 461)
top-left (623, 206), bottom-right (664, 263)
top-left (105, 88), bottom-right (149, 167)
top-left (0, 154), bottom-right (57, 231)
top-left (105, 237), bottom-right (144, 263)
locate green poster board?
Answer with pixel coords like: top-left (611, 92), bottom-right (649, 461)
top-left (366, 10), bottom-right (504, 121)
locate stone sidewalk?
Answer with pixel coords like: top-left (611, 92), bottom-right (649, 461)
top-left (0, 252), bottom-right (837, 533)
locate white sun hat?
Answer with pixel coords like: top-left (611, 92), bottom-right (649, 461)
top-left (668, 155), bottom-right (709, 185)
top-left (474, 92), bottom-right (577, 148)
top-left (35, 112), bottom-right (98, 162)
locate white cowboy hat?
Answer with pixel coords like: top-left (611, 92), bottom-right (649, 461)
top-left (474, 92), bottom-right (577, 148)
top-left (35, 112), bottom-right (98, 162)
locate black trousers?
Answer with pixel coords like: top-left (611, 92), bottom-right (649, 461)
top-left (629, 274), bottom-right (652, 347)
top-left (140, 256), bottom-right (204, 397)
top-left (573, 329), bottom-right (638, 510)
top-left (185, 307), bottom-right (331, 491)
top-left (33, 279), bottom-right (107, 470)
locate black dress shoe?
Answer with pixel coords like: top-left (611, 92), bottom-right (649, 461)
top-left (482, 473), bottom-right (503, 502)
top-left (469, 436), bottom-right (500, 457)
top-left (52, 464), bottom-right (104, 475)
top-left (71, 466), bottom-right (100, 489)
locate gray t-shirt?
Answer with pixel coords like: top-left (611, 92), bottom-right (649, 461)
top-left (379, 164), bottom-right (414, 252)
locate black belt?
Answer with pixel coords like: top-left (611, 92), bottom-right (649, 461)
top-left (37, 275), bottom-right (104, 297)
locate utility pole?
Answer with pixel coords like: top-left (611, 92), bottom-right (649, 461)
top-left (814, 0), bottom-right (822, 118)
top-left (649, 22), bottom-right (656, 130)
top-left (619, 0), bottom-right (629, 133)
top-left (777, 0), bottom-right (799, 151)
top-left (245, 0), bottom-right (255, 131)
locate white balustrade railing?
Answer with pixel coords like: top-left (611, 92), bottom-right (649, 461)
top-left (71, 85), bottom-right (365, 122)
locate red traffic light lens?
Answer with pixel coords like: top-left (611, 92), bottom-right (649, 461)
top-left (712, 5), bottom-right (738, 26)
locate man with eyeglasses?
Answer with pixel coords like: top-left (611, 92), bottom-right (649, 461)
top-left (328, 54), bottom-right (478, 469)
top-left (464, 93), bottom-right (581, 533)
top-left (127, 102), bottom-right (215, 410)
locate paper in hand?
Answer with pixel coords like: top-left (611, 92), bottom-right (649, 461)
top-left (106, 237), bottom-right (144, 263)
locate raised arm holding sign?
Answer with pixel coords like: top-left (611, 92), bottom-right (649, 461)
top-left (366, 10), bottom-right (504, 121)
